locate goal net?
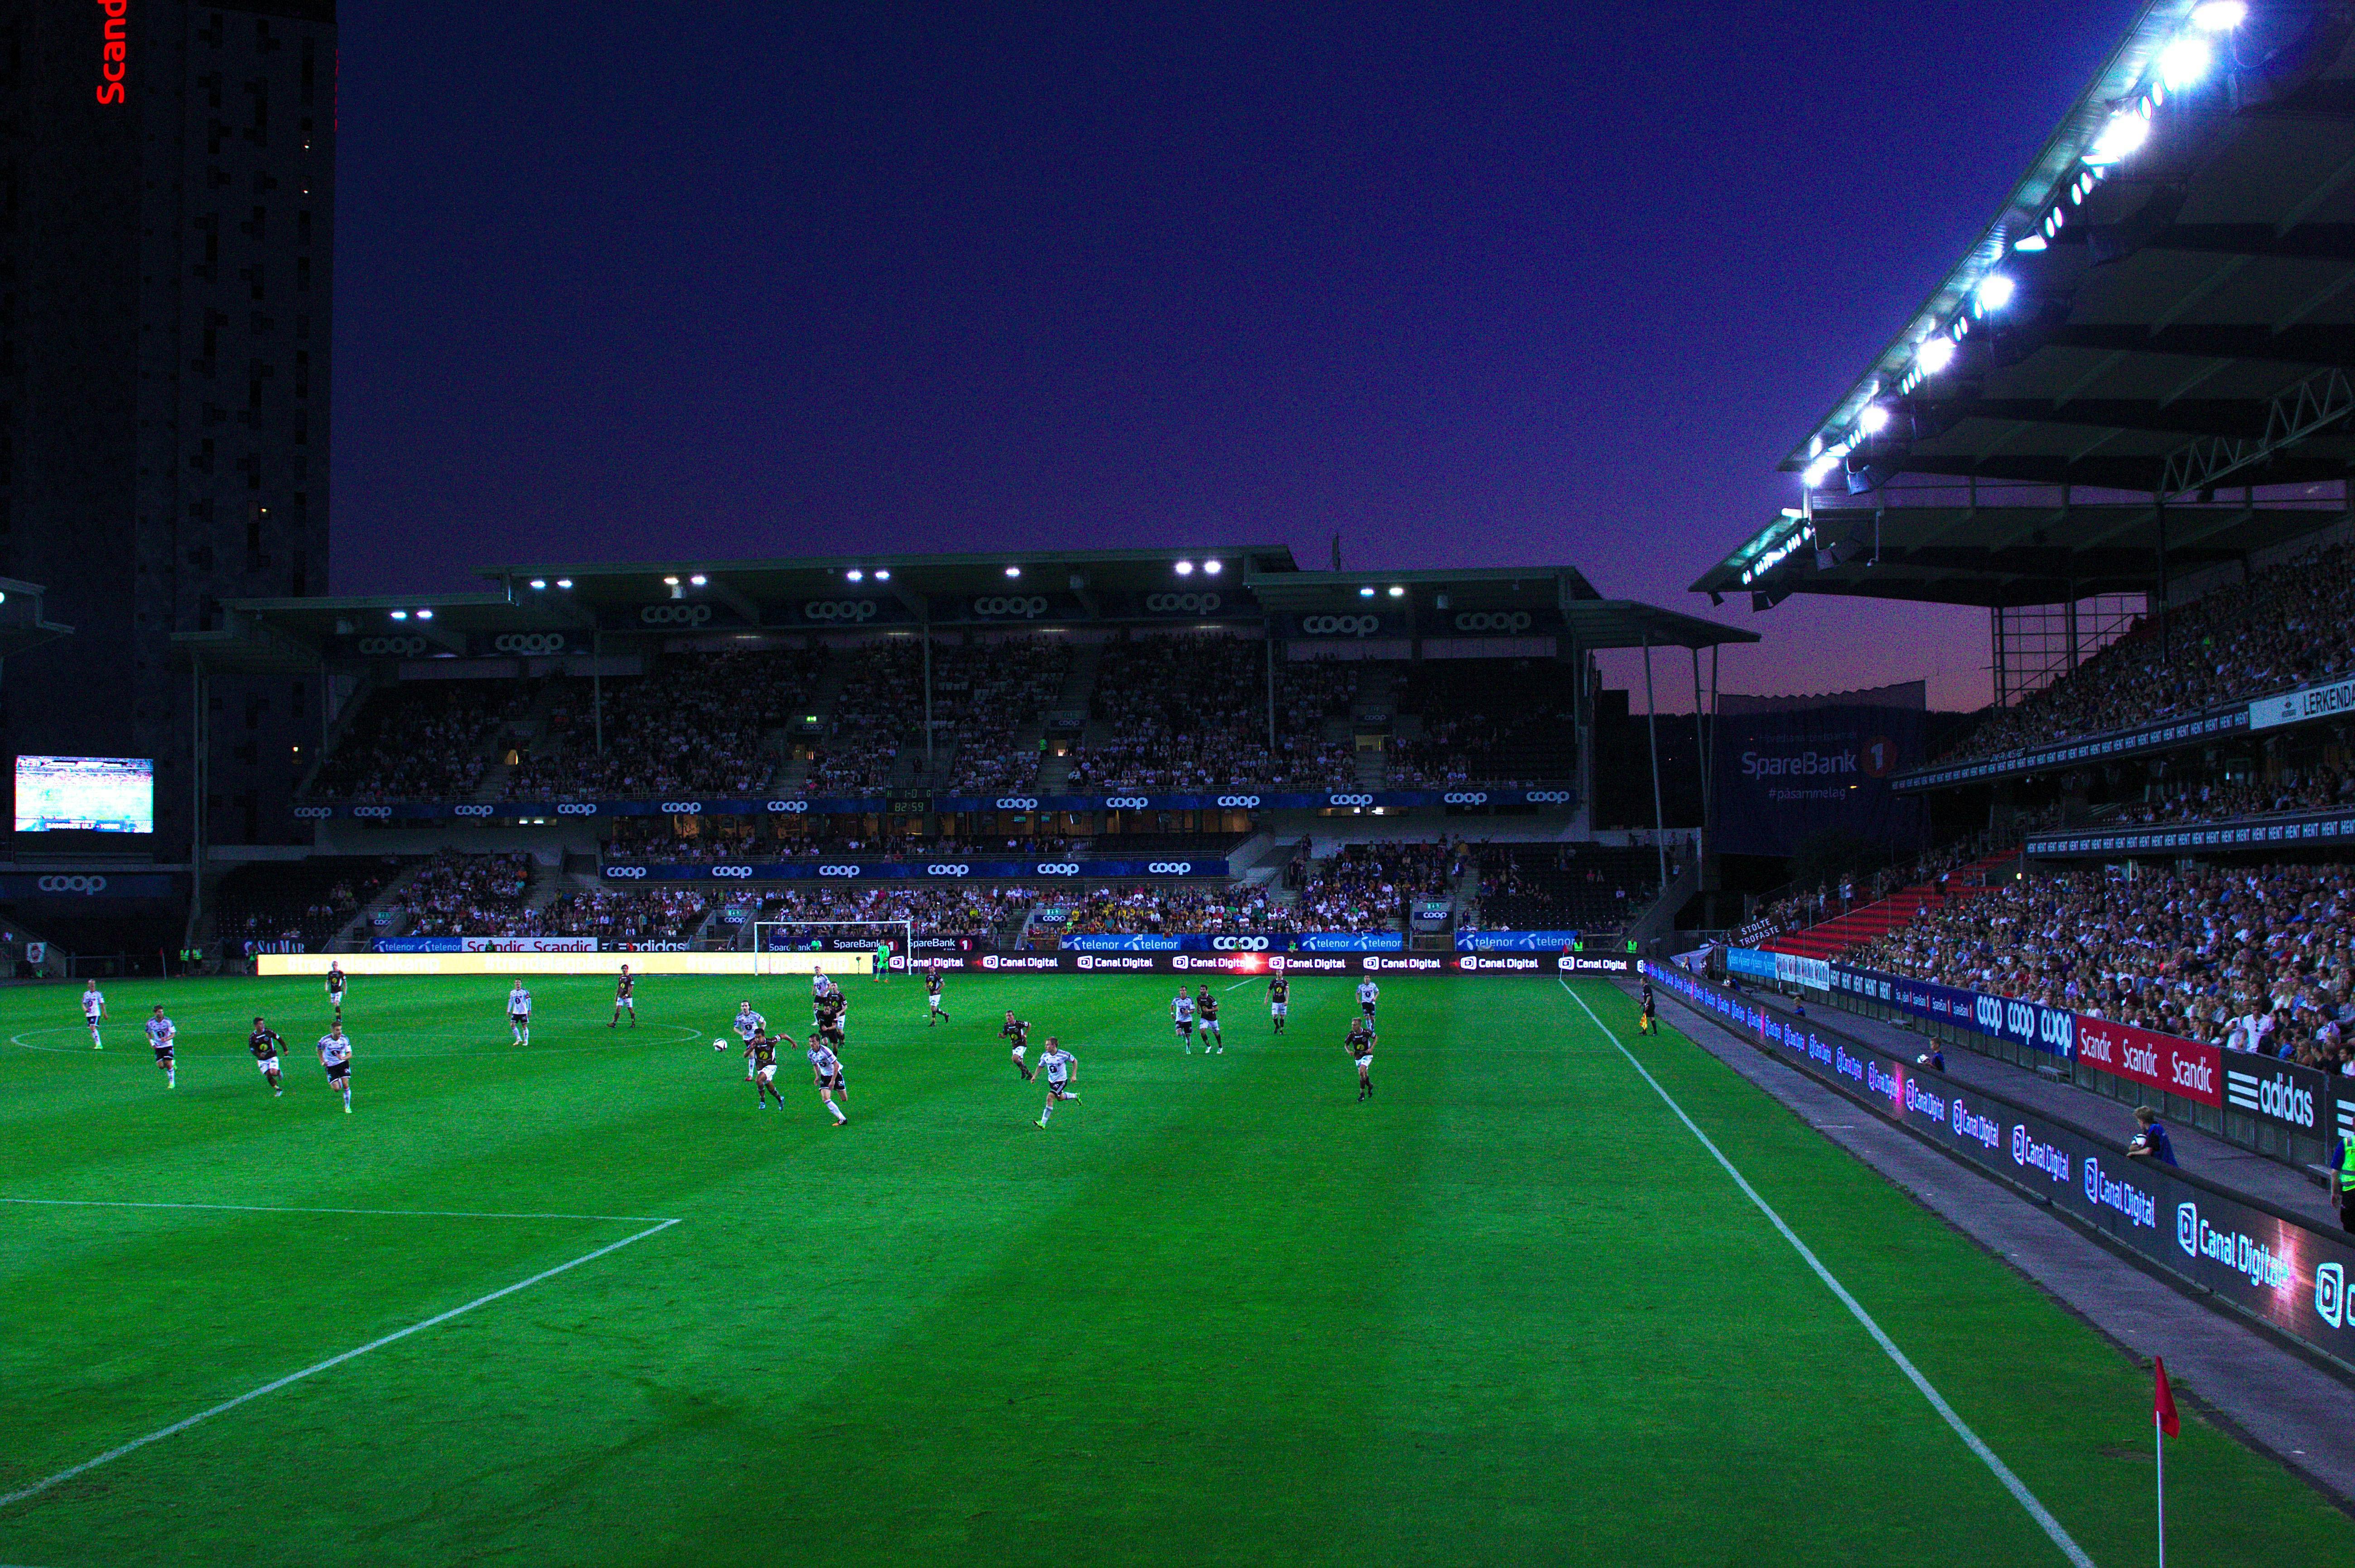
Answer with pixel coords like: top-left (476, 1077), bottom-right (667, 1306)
top-left (750, 918), bottom-right (915, 977)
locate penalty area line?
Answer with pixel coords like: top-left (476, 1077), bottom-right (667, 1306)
top-left (0, 1217), bottom-right (681, 1515)
top-left (0, 1196), bottom-right (678, 1223)
top-left (1556, 979), bottom-right (2097, 1568)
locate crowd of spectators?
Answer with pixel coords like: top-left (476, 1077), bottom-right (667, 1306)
top-left (312, 683), bottom-right (531, 802)
top-left (540, 887), bottom-right (712, 945)
top-left (805, 642), bottom-right (922, 794)
top-left (745, 885), bottom-right (1035, 940)
top-left (2109, 760), bottom-right (2355, 828)
top-left (1294, 841), bottom-right (1460, 931)
top-left (936, 638), bottom-right (1072, 792)
top-left (396, 852), bottom-right (539, 937)
top-left (1063, 635), bottom-right (1355, 790)
top-left (1843, 861), bottom-right (2355, 1070)
top-left (1948, 541), bottom-right (2355, 761)
top-left (1389, 661), bottom-right (1578, 787)
top-left (601, 821), bottom-right (1080, 863)
top-left (1470, 842), bottom-right (1659, 931)
top-left (220, 857), bottom-right (408, 954)
top-left (1047, 882), bottom-right (1292, 936)
top-left (507, 650), bottom-right (821, 801)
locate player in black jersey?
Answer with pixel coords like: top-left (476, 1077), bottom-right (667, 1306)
top-left (1195, 985), bottom-right (1223, 1054)
top-left (610, 964), bottom-right (637, 1029)
top-left (324, 961), bottom-right (347, 1024)
top-left (1347, 1017), bottom-right (1376, 1101)
top-left (1267, 973), bottom-right (1289, 1033)
top-left (816, 991), bottom-right (848, 1049)
top-left (748, 1032), bottom-right (785, 1110)
top-left (925, 967), bottom-right (948, 1026)
top-left (248, 1016), bottom-right (287, 1098)
top-left (1003, 1011), bottom-right (1034, 1079)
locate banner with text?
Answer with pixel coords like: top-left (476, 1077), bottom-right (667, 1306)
top-left (1709, 686), bottom-right (1929, 858)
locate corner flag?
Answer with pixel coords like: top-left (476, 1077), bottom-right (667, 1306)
top-left (2153, 1357), bottom-right (2179, 1436)
top-left (2153, 1356), bottom-right (2179, 1568)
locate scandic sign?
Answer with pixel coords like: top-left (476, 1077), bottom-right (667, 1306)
top-left (95, 0), bottom-right (128, 103)
top-left (2071, 1016), bottom-right (2222, 1109)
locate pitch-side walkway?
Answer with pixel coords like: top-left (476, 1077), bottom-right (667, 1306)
top-left (1741, 985), bottom-right (2336, 1226)
top-left (1638, 979), bottom-right (2355, 1511)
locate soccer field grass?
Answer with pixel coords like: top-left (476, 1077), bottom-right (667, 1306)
top-left (2, 971), bottom-right (2348, 1566)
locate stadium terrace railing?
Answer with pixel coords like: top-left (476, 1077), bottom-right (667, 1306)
top-left (597, 858), bottom-right (1229, 883)
top-left (2027, 803), bottom-right (2355, 860)
top-left (289, 785), bottom-right (1581, 823)
top-left (1647, 959), bottom-right (2355, 1376)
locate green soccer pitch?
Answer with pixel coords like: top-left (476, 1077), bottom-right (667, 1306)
top-left (3, 970), bottom-right (2349, 1566)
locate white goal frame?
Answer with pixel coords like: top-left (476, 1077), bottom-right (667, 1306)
top-left (750, 918), bottom-right (914, 976)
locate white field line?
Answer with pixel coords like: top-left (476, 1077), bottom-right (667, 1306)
top-left (0, 1197), bottom-right (676, 1223)
top-left (1558, 979), bottom-right (2097, 1568)
top-left (0, 1217), bottom-right (681, 1514)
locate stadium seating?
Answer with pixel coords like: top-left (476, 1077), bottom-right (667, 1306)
top-left (508, 649), bottom-right (825, 800)
top-left (1062, 634), bottom-right (1355, 790)
top-left (1943, 540), bottom-right (2355, 763)
top-left (311, 683), bottom-right (530, 801)
top-left (540, 887), bottom-right (712, 944)
top-left (1470, 843), bottom-right (1657, 931)
top-left (1389, 660), bottom-right (1578, 787)
top-left (215, 856), bottom-right (411, 952)
top-left (395, 851), bottom-right (538, 937)
top-left (1294, 841), bottom-right (1460, 932)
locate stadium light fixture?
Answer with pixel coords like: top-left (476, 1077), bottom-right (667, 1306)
top-left (2159, 36), bottom-right (2213, 90)
top-left (689, 574), bottom-right (708, 587)
top-left (846, 569), bottom-right (864, 582)
top-left (1358, 586), bottom-right (1376, 598)
top-left (663, 576), bottom-right (680, 587)
top-left (1915, 335), bottom-right (1957, 375)
top-left (1802, 454), bottom-right (1839, 488)
top-left (2191, 0), bottom-right (2246, 29)
top-left (416, 609), bottom-right (434, 620)
top-left (873, 569), bottom-right (891, 581)
top-left (2014, 234), bottom-right (2048, 252)
top-left (1004, 566), bottom-right (1022, 578)
top-left (390, 610), bottom-right (408, 620)
top-left (1174, 560), bottom-right (1195, 575)
top-left (2085, 109), bottom-right (2150, 167)
top-left (1858, 404), bottom-right (1892, 434)
top-left (1387, 585), bottom-right (1405, 598)
top-left (1203, 560), bottom-right (1222, 575)
top-left (555, 578), bottom-right (573, 589)
top-left (1976, 274), bottom-right (2016, 313)
top-left (527, 578), bottom-right (547, 590)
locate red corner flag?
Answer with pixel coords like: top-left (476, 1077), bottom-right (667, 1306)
top-left (2154, 1357), bottom-right (2181, 1437)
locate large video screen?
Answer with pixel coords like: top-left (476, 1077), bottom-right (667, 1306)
top-left (15, 756), bottom-right (154, 834)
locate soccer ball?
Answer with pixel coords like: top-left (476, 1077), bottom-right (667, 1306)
top-left (713, 1039), bottom-right (729, 1051)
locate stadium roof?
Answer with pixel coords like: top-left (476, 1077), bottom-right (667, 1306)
top-left (173, 548), bottom-right (1751, 673)
top-left (0, 578), bottom-right (71, 662)
top-left (1697, 0), bottom-right (2355, 611)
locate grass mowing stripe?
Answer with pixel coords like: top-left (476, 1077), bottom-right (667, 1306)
top-left (1560, 979), bottom-right (2099, 1568)
top-left (0, 1217), bottom-right (682, 1515)
top-left (0, 1197), bottom-right (676, 1222)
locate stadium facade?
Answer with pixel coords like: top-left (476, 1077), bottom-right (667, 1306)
top-left (0, 0), bottom-right (336, 862)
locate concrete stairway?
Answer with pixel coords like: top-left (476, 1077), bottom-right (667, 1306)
top-left (1760, 849), bottom-right (2017, 962)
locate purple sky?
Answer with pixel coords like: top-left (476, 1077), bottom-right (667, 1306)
top-left (331, 1), bottom-right (2137, 712)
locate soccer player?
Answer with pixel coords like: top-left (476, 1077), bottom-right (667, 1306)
top-left (807, 1033), bottom-right (849, 1125)
top-left (1356, 976), bottom-right (1380, 1021)
top-left (318, 1022), bottom-right (354, 1113)
top-left (324, 961), bottom-right (347, 1024)
top-left (816, 989), bottom-right (848, 1051)
top-left (1266, 972), bottom-right (1288, 1034)
top-left (729, 1000), bottom-right (767, 1081)
top-left (1346, 1017), bottom-right (1375, 1101)
top-left (1171, 986), bottom-right (1197, 1053)
top-left (925, 967), bottom-right (948, 1026)
top-left (610, 964), bottom-right (637, 1028)
top-left (249, 1015), bottom-right (287, 1098)
top-left (1033, 1037), bottom-right (1079, 1128)
top-left (1196, 985), bottom-right (1223, 1054)
top-left (1003, 1010), bottom-right (1034, 1079)
top-left (82, 979), bottom-right (106, 1049)
top-left (507, 981), bottom-right (533, 1047)
top-left (145, 1005), bottom-right (177, 1089)
top-left (873, 936), bottom-right (891, 983)
top-left (747, 1032), bottom-right (785, 1110)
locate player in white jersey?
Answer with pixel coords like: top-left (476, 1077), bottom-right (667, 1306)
top-left (82, 980), bottom-right (106, 1049)
top-left (806, 1034), bottom-right (848, 1125)
top-left (1356, 977), bottom-right (1380, 1020)
top-left (507, 983), bottom-right (533, 1046)
top-left (726, 1000), bottom-right (768, 1080)
top-left (1171, 987), bottom-right (1197, 1052)
top-left (318, 1023), bottom-right (354, 1113)
top-left (145, 1006), bottom-right (177, 1088)
top-left (1033, 1038), bottom-right (1079, 1128)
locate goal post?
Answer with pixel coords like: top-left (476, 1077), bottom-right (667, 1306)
top-left (751, 918), bottom-right (917, 977)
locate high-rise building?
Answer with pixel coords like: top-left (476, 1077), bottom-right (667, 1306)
top-left (0, 0), bottom-right (334, 866)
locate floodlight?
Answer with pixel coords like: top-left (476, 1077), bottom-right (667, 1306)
top-left (2159, 37), bottom-right (2212, 89)
top-left (528, 579), bottom-right (546, 590)
top-left (1174, 560), bottom-right (1194, 575)
top-left (390, 611), bottom-right (408, 620)
top-left (1803, 455), bottom-right (1839, 487)
top-left (874, 569), bottom-right (891, 581)
top-left (1915, 335), bottom-right (1957, 374)
top-left (555, 578), bottom-right (573, 589)
top-left (2191, 0), bottom-right (2245, 29)
top-left (1005, 566), bottom-right (1022, 577)
top-left (2086, 110), bottom-right (2150, 166)
top-left (846, 569), bottom-right (864, 582)
top-left (1976, 274), bottom-right (2016, 312)
top-left (663, 576), bottom-right (680, 586)
top-left (2015, 234), bottom-right (2048, 252)
top-left (416, 609), bottom-right (434, 620)
top-left (1358, 586), bottom-right (1376, 598)
top-left (689, 573), bottom-right (707, 586)
top-left (1858, 404), bottom-right (1892, 434)
top-left (1203, 560), bottom-right (1222, 575)
top-left (1388, 586), bottom-right (1405, 598)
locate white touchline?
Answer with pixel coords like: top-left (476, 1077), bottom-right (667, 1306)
top-left (1, 1197), bottom-right (676, 1223)
top-left (0, 1217), bottom-right (681, 1514)
top-left (1559, 980), bottom-right (2097, 1568)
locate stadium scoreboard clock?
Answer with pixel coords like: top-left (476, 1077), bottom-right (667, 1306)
top-left (888, 795), bottom-right (933, 818)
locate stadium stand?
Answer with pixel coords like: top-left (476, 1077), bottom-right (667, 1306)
top-left (1051, 882), bottom-right (1290, 936)
top-left (1063, 634), bottom-right (1356, 790)
top-left (1470, 843), bottom-right (1658, 931)
top-left (214, 856), bottom-right (411, 952)
top-left (311, 683), bottom-right (530, 801)
top-left (506, 649), bottom-right (823, 800)
top-left (393, 852), bottom-right (538, 938)
top-left (1295, 841), bottom-right (1460, 932)
top-left (1839, 862), bottom-right (2355, 1071)
top-left (739, 885), bottom-right (1036, 942)
top-left (936, 637), bottom-right (1072, 791)
top-left (1389, 661), bottom-right (1579, 787)
top-left (540, 887), bottom-right (713, 945)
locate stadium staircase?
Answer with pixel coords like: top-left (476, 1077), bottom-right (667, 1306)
top-left (1757, 849), bottom-right (2017, 962)
top-left (330, 860), bottom-right (435, 951)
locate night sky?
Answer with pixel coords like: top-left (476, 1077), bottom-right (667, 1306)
top-left (332, 1), bottom-right (2138, 711)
